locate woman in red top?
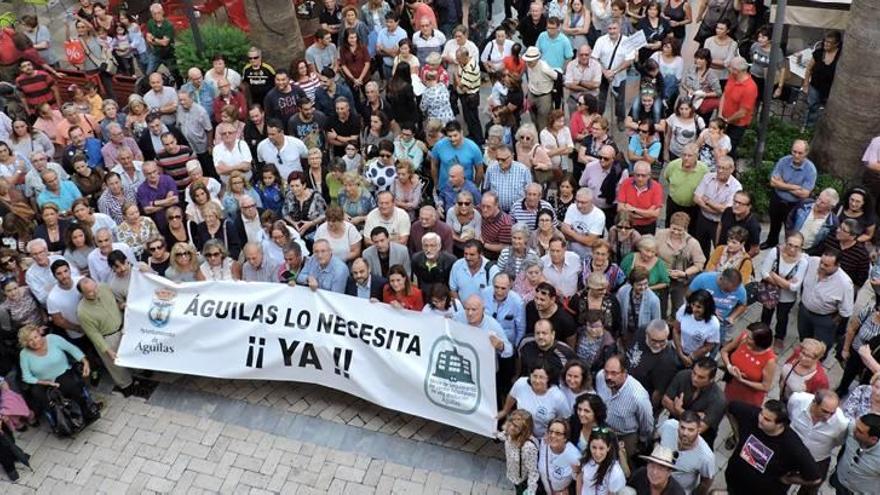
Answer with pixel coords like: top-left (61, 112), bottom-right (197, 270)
top-left (721, 322), bottom-right (777, 407)
top-left (339, 28), bottom-right (371, 93)
top-left (382, 264), bottom-right (424, 311)
top-left (501, 42), bottom-right (526, 77)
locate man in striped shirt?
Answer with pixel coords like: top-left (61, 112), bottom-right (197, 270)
top-left (596, 353), bottom-right (655, 463)
top-left (157, 133), bottom-right (195, 195)
top-left (510, 183), bottom-right (554, 227)
top-left (15, 60), bottom-right (61, 114)
top-left (453, 47), bottom-right (484, 146)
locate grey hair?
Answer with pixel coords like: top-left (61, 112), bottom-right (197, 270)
top-left (511, 222), bottom-right (532, 238)
top-left (820, 187), bottom-right (840, 207)
top-left (646, 319), bottom-right (669, 337)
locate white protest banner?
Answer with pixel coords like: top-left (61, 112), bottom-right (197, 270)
top-left (117, 272), bottom-right (499, 437)
top-left (618, 30), bottom-right (646, 57)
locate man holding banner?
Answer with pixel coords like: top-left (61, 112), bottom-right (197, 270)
top-left (297, 240), bottom-right (350, 293)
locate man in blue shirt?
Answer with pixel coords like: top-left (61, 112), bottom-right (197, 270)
top-left (688, 268), bottom-right (747, 344)
top-left (430, 121), bottom-right (484, 191)
top-left (536, 17), bottom-right (574, 71)
top-left (762, 139), bottom-right (817, 250)
top-left (482, 271), bottom-right (526, 402)
top-left (297, 239), bottom-right (350, 293)
top-left (438, 164), bottom-right (482, 213)
top-left (449, 239), bottom-right (500, 302)
top-left (62, 126), bottom-right (104, 171)
top-left (37, 169), bottom-right (82, 213)
top-left (376, 11), bottom-right (408, 79)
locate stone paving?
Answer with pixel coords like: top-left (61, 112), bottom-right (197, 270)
top-left (0, 390), bottom-right (510, 494)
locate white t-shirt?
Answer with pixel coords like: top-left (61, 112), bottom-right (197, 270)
top-left (675, 305), bottom-right (721, 355)
top-left (46, 278), bottom-right (84, 338)
top-left (87, 213), bottom-right (119, 238)
top-left (143, 86), bottom-right (179, 126)
top-left (538, 440), bottom-right (581, 494)
top-left (205, 67), bottom-right (242, 90)
top-left (510, 377), bottom-right (569, 437)
top-left (314, 222), bottom-right (363, 261)
top-left (363, 207), bottom-right (412, 244)
top-left (658, 419), bottom-right (716, 494)
top-left (578, 459), bottom-right (626, 495)
top-left (563, 204), bottom-right (606, 240)
top-left (256, 136), bottom-right (309, 182)
top-left (212, 140), bottom-right (253, 184)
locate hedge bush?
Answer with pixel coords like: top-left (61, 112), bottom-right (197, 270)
top-left (175, 22), bottom-right (250, 76)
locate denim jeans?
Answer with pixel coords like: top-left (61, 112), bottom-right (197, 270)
top-left (804, 85), bottom-right (826, 129)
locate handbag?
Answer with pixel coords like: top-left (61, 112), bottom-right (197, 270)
top-left (83, 40), bottom-right (118, 75)
top-left (46, 387), bottom-right (85, 437)
top-left (64, 39), bottom-right (86, 66)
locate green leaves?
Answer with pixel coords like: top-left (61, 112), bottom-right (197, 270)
top-left (175, 22), bottom-right (251, 75)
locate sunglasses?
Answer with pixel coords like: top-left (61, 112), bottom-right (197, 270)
top-left (248, 55), bottom-right (260, 60)
top-left (174, 252), bottom-right (191, 257)
top-left (148, 245), bottom-right (164, 252)
top-left (457, 201), bottom-right (471, 206)
top-left (205, 252), bottom-right (222, 258)
top-left (168, 215), bottom-right (182, 220)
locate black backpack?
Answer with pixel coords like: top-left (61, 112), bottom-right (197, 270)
top-left (46, 387), bottom-right (86, 437)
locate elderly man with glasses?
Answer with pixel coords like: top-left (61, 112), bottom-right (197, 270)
top-left (579, 144), bottom-right (627, 229)
top-left (693, 155), bottom-right (743, 256)
top-left (617, 161), bottom-right (663, 235)
top-left (482, 144), bottom-right (531, 213)
top-left (24, 151), bottom-right (68, 200)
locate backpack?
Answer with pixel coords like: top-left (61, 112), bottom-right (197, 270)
top-left (46, 387), bottom-right (86, 437)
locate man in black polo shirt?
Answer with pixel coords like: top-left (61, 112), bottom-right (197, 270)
top-left (627, 319), bottom-right (678, 411)
top-left (327, 98), bottom-right (362, 158)
top-left (662, 357), bottom-right (727, 447)
top-left (525, 282), bottom-right (577, 348)
top-left (717, 190), bottom-right (762, 258)
top-left (516, 319), bottom-right (575, 379)
top-left (241, 47), bottom-right (276, 107)
top-left (725, 399), bottom-right (821, 495)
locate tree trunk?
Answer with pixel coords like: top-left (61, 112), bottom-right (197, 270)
top-left (810, 0), bottom-right (880, 183)
top-left (242, 0), bottom-right (306, 72)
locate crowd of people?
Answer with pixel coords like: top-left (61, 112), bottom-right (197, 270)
top-left (0, 0), bottom-right (878, 492)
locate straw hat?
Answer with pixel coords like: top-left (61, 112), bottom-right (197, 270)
top-left (638, 445), bottom-right (680, 471)
top-left (523, 46), bottom-right (541, 62)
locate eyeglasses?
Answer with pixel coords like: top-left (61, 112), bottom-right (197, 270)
top-left (248, 55), bottom-right (260, 60)
top-left (733, 200), bottom-right (750, 206)
top-left (591, 425), bottom-right (612, 434)
top-left (457, 201), bottom-right (471, 206)
top-left (639, 129), bottom-right (650, 134)
top-left (785, 242), bottom-right (803, 249)
top-left (205, 252), bottom-right (222, 258)
top-left (168, 215), bottom-right (182, 220)
top-left (496, 155), bottom-right (512, 162)
top-left (148, 245), bottom-right (164, 252)
top-left (241, 204), bottom-right (257, 209)
top-left (547, 429), bottom-right (566, 436)
top-left (600, 156), bottom-right (613, 162)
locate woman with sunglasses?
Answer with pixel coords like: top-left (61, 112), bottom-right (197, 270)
top-left (574, 425), bottom-right (627, 495)
top-left (0, 250), bottom-right (23, 285)
top-left (160, 206), bottom-right (192, 249)
top-left (198, 239), bottom-right (241, 281)
top-left (144, 236), bottom-right (171, 277)
top-left (165, 243), bottom-right (204, 282)
top-left (607, 211), bottom-right (641, 264)
top-left (446, 191), bottom-right (482, 257)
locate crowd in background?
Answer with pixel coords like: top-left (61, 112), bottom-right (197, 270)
top-left (1, 0), bottom-right (880, 493)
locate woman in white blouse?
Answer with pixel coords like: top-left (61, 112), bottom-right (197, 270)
top-left (480, 26), bottom-right (513, 77)
top-left (540, 109), bottom-right (576, 174)
top-left (757, 231), bottom-right (809, 351)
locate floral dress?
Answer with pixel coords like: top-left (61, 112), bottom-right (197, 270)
top-left (338, 189), bottom-right (375, 219)
top-left (117, 217), bottom-right (160, 259)
top-left (283, 190), bottom-right (327, 238)
top-left (420, 84), bottom-right (455, 124)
